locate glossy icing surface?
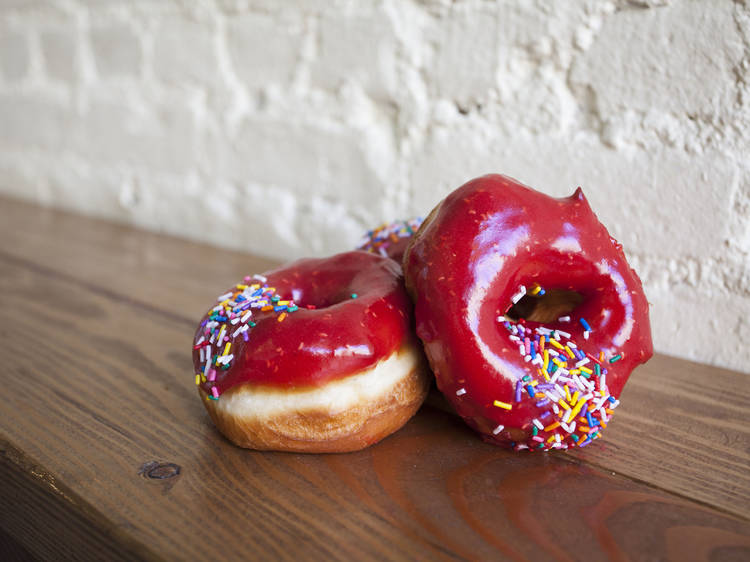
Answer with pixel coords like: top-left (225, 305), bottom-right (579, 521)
top-left (193, 251), bottom-right (413, 394)
top-left (380, 237), bottom-right (411, 263)
top-left (404, 174), bottom-right (653, 449)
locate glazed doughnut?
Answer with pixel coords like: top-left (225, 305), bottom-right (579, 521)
top-left (192, 250), bottom-right (430, 453)
top-left (356, 218), bottom-right (423, 262)
top-left (403, 174), bottom-right (653, 451)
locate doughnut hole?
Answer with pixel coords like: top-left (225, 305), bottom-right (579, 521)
top-left (290, 287), bottom-right (357, 309)
top-left (505, 289), bottom-right (583, 323)
top-left (279, 258), bottom-right (398, 310)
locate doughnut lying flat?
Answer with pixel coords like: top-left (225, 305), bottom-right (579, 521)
top-left (192, 251), bottom-right (430, 453)
top-left (403, 174), bottom-right (653, 451)
top-left (199, 345), bottom-right (426, 452)
top-left (356, 218), bottom-right (424, 263)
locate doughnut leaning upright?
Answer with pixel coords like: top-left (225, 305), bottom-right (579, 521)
top-left (403, 174), bottom-right (653, 451)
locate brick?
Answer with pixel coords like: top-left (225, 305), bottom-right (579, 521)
top-left (0, 156), bottom-right (51, 203)
top-left (226, 12), bottom-right (303, 91)
top-left (428, 1), bottom-right (583, 105)
top-left (311, 8), bottom-right (397, 100)
top-left (727, 181), bottom-right (750, 255)
top-left (152, 16), bottom-right (218, 85)
top-left (0, 29), bottom-right (30, 82)
top-left (565, 147), bottom-right (738, 261)
top-left (220, 183), bottom-right (302, 259)
top-left (411, 133), bottom-right (737, 260)
top-left (47, 166), bottom-right (127, 220)
top-left (134, 178), bottom-right (306, 260)
top-left (90, 23), bottom-right (142, 78)
top-left (222, 119), bottom-right (385, 210)
top-left (72, 98), bottom-right (196, 174)
top-left (570, 1), bottom-right (745, 117)
top-left (410, 124), bottom-right (488, 213)
top-left (647, 287), bottom-right (750, 371)
top-left (0, 93), bottom-right (68, 150)
top-left (428, 5), bottom-right (498, 104)
top-left (293, 195), bottom-right (367, 258)
top-left (0, 155), bottom-right (124, 219)
top-left (40, 28), bottom-right (77, 83)
top-left (0, 0), bottom-right (59, 9)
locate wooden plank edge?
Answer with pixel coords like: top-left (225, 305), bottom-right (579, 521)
top-left (0, 436), bottom-right (161, 562)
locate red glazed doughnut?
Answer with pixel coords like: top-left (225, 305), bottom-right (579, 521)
top-left (403, 174), bottom-right (653, 451)
top-left (357, 218), bottom-right (424, 262)
top-left (192, 251), bottom-right (430, 453)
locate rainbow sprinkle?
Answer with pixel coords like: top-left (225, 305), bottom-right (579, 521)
top-left (500, 317), bottom-right (619, 451)
top-left (193, 274), bottom-right (300, 400)
top-left (356, 218), bottom-right (423, 257)
top-left (495, 284), bottom-right (621, 451)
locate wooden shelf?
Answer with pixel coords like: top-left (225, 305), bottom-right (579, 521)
top-left (1, 196), bottom-right (748, 561)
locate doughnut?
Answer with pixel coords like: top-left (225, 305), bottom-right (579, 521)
top-left (192, 250), bottom-right (430, 453)
top-left (403, 174), bottom-right (653, 451)
top-left (356, 218), bottom-right (423, 262)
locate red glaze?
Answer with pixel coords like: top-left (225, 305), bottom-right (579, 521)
top-left (380, 237), bottom-right (411, 263)
top-left (404, 174), bottom-right (653, 449)
top-left (192, 251), bottom-right (413, 395)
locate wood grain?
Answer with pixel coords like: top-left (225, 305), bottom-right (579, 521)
top-left (1, 253), bottom-right (749, 561)
top-left (1, 196), bottom-right (748, 521)
top-left (0, 196), bottom-right (278, 321)
top-left (575, 353), bottom-right (750, 519)
top-left (0, 440), bottom-right (157, 561)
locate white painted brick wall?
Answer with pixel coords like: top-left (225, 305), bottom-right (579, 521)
top-left (1, 0), bottom-right (748, 372)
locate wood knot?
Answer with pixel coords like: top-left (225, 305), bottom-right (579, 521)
top-left (139, 461), bottom-right (181, 480)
